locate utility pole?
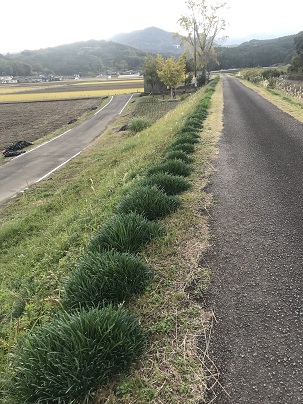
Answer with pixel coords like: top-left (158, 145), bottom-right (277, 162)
top-left (193, 19), bottom-right (197, 89)
top-left (194, 19), bottom-right (197, 78)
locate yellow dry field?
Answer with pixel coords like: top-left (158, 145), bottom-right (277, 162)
top-left (0, 88), bottom-right (143, 102)
top-left (0, 78), bottom-right (144, 102)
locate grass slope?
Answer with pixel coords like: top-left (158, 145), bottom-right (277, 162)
top-left (0, 81), bottom-right (223, 402)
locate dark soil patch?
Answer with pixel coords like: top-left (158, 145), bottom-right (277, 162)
top-left (0, 98), bottom-right (102, 151)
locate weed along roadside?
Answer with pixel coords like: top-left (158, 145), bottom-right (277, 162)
top-left (0, 78), bottom-right (222, 403)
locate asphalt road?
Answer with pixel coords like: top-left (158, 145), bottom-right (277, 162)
top-left (0, 94), bottom-right (135, 205)
top-left (203, 75), bottom-right (303, 403)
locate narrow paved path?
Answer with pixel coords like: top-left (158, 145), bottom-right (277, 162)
top-left (204, 75), bottom-right (303, 403)
top-left (0, 94), bottom-right (135, 205)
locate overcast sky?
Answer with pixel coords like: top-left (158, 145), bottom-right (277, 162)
top-left (0, 0), bottom-right (302, 54)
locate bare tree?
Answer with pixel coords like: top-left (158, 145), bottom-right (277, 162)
top-left (177, 0), bottom-right (227, 84)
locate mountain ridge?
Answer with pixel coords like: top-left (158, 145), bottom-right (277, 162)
top-left (110, 26), bottom-right (183, 56)
top-left (0, 27), bottom-right (299, 77)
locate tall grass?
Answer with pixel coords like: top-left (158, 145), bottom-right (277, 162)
top-left (6, 306), bottom-right (145, 403)
top-left (116, 185), bottom-right (181, 220)
top-left (142, 173), bottom-right (192, 195)
top-left (147, 159), bottom-right (194, 177)
top-left (89, 213), bottom-right (164, 254)
top-left (62, 250), bottom-right (153, 309)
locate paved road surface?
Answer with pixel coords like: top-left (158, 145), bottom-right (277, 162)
top-left (0, 94), bottom-right (135, 205)
top-left (204, 76), bottom-right (303, 403)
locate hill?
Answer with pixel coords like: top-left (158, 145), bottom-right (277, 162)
top-left (213, 34), bottom-right (296, 70)
top-left (110, 27), bottom-right (297, 69)
top-left (110, 26), bottom-right (183, 56)
top-left (0, 40), bottom-right (147, 77)
top-left (0, 28), bottom-right (299, 78)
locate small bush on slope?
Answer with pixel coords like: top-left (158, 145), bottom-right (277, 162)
top-left (171, 135), bottom-right (200, 146)
top-left (62, 250), bottom-right (153, 310)
top-left (164, 150), bottom-right (195, 164)
top-left (166, 142), bottom-right (196, 154)
top-left (128, 117), bottom-right (151, 134)
top-left (142, 172), bottom-right (192, 196)
top-left (89, 212), bottom-right (164, 254)
top-left (116, 185), bottom-right (181, 220)
top-left (147, 159), bottom-right (194, 177)
top-left (7, 306), bottom-right (145, 403)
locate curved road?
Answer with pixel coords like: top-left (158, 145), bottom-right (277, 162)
top-left (204, 76), bottom-right (303, 403)
top-left (0, 94), bottom-right (135, 205)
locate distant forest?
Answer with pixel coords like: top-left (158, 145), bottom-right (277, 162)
top-left (0, 32), bottom-right (300, 77)
top-left (0, 40), bottom-right (147, 77)
top-left (212, 35), bottom-right (296, 70)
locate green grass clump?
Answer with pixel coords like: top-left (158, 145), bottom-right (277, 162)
top-left (164, 150), bottom-right (195, 164)
top-left (189, 109), bottom-right (208, 121)
top-left (116, 185), bottom-right (181, 220)
top-left (177, 130), bottom-right (200, 139)
top-left (148, 159), bottom-right (194, 177)
top-left (7, 306), bottom-right (145, 403)
top-left (183, 118), bottom-right (203, 130)
top-left (171, 134), bottom-right (200, 146)
top-left (89, 212), bottom-right (164, 254)
top-left (177, 125), bottom-right (199, 136)
top-left (142, 172), bottom-right (192, 196)
top-left (128, 117), bottom-right (151, 133)
top-left (166, 142), bottom-right (196, 154)
top-left (62, 250), bottom-right (153, 309)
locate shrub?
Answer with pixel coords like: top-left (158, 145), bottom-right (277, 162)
top-left (7, 306), bottom-right (145, 403)
top-left (116, 185), bottom-right (181, 220)
top-left (89, 213), bottom-right (164, 254)
top-left (128, 117), bottom-right (151, 134)
top-left (164, 150), bottom-right (194, 164)
top-left (147, 159), bottom-right (194, 177)
top-left (166, 142), bottom-right (196, 154)
top-left (143, 172), bottom-right (192, 195)
top-left (62, 250), bottom-right (153, 309)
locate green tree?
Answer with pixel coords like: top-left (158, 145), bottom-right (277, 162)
top-left (156, 54), bottom-right (186, 98)
top-left (143, 54), bottom-right (163, 94)
top-left (288, 31), bottom-right (303, 74)
top-left (177, 0), bottom-right (227, 84)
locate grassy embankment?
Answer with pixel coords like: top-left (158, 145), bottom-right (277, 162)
top-left (0, 79), bottom-right (223, 402)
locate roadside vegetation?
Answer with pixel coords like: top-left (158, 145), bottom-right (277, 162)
top-left (0, 78), bottom-right (222, 403)
top-left (239, 67), bottom-right (303, 104)
top-left (235, 68), bottom-right (303, 122)
top-left (235, 32), bottom-right (303, 113)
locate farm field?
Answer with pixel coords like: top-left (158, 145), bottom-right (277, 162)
top-left (0, 78), bottom-right (144, 102)
top-left (0, 98), bottom-right (103, 151)
top-left (0, 78), bottom-right (144, 152)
